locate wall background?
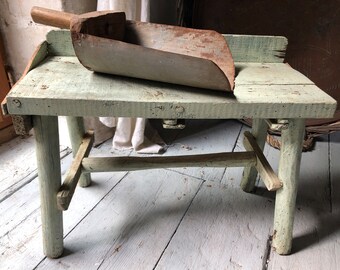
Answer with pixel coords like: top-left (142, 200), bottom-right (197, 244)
top-left (0, 0), bottom-right (97, 81)
top-left (192, 0), bottom-right (340, 126)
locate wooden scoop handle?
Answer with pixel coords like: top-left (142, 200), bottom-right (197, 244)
top-left (31, 6), bottom-right (74, 29)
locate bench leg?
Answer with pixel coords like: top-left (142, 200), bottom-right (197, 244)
top-left (66, 116), bottom-right (91, 187)
top-left (241, 118), bottom-right (267, 192)
top-left (33, 115), bottom-right (63, 258)
top-left (272, 118), bottom-right (305, 254)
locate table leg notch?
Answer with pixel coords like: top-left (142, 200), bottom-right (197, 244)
top-left (57, 131), bottom-right (94, 211)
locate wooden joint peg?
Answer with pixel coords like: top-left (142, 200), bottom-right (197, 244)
top-left (243, 131), bottom-right (283, 191)
top-left (57, 131), bottom-right (94, 210)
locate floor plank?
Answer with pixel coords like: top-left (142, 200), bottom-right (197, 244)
top-left (223, 128), bottom-right (339, 270)
top-left (1, 119), bottom-right (339, 270)
top-left (0, 135), bottom-right (70, 202)
top-left (0, 148), bottom-right (127, 270)
top-left (222, 124), bottom-right (250, 188)
top-left (155, 181), bottom-right (273, 270)
top-left (37, 169), bottom-right (202, 270)
top-left (163, 120), bottom-right (243, 182)
top-left (0, 116), bottom-right (76, 203)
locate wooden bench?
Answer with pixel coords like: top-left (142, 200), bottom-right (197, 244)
top-left (2, 30), bottom-right (336, 258)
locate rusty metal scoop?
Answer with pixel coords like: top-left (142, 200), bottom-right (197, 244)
top-left (31, 7), bottom-right (235, 91)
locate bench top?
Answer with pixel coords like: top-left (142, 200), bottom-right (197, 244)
top-left (3, 31), bottom-right (336, 120)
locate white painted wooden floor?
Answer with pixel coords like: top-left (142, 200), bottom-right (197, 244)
top-left (0, 118), bottom-right (339, 270)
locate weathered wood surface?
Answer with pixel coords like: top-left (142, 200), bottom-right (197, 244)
top-left (0, 130), bottom-right (70, 203)
top-left (224, 34), bottom-right (287, 63)
top-left (66, 116), bottom-right (92, 187)
top-left (0, 154), bottom-right (73, 270)
top-left (22, 41), bottom-right (49, 76)
top-left (235, 62), bottom-right (313, 85)
top-left (160, 119), bottom-right (243, 181)
top-left (5, 56), bottom-right (336, 119)
top-left (0, 172), bottom-right (128, 270)
top-left (223, 124), bottom-right (250, 187)
top-left (268, 134), bottom-right (339, 269)
top-left (46, 30), bottom-right (75, 56)
top-left (57, 131), bottom-right (94, 211)
top-left (243, 131), bottom-right (282, 191)
top-left (241, 119), bottom-right (267, 192)
top-left (0, 142), bottom-right (127, 269)
top-left (1, 29), bottom-right (335, 266)
top-left (33, 116), bottom-right (63, 258)
top-left (223, 127), bottom-right (340, 268)
top-left (0, 146), bottom-right (70, 203)
top-left (155, 181), bottom-right (274, 270)
top-left (45, 30), bottom-right (287, 63)
top-left (1, 40), bottom-right (48, 134)
top-left (37, 170), bottom-right (202, 269)
top-left (0, 136), bottom-right (35, 198)
top-left (272, 119), bottom-right (305, 254)
top-left (4, 31), bottom-right (335, 122)
top-left (82, 151), bottom-right (256, 173)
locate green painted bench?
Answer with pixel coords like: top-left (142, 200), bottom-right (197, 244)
top-left (2, 30), bottom-right (336, 258)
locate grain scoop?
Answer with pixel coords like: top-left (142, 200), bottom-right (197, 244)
top-left (31, 7), bottom-right (235, 91)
